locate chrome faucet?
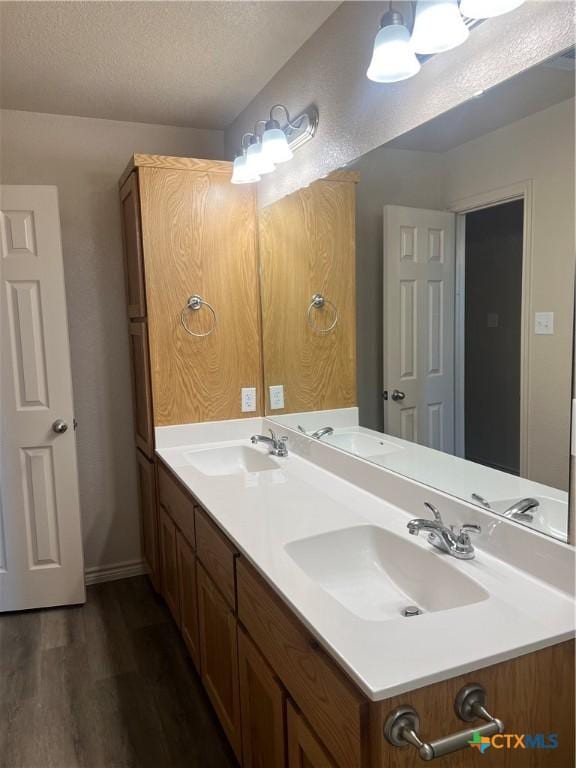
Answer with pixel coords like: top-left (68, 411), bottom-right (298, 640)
top-left (503, 497), bottom-right (538, 522)
top-left (297, 425), bottom-right (334, 440)
top-left (250, 429), bottom-right (288, 457)
top-left (407, 502), bottom-right (482, 560)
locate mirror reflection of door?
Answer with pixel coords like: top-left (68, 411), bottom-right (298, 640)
top-left (462, 200), bottom-right (524, 476)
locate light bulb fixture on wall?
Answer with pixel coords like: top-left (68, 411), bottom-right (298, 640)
top-left (366, 5), bottom-right (421, 83)
top-left (411, 0), bottom-right (469, 54)
top-left (231, 104), bottom-right (318, 184)
top-left (366, 0), bottom-right (527, 86)
top-left (460, 0), bottom-right (526, 19)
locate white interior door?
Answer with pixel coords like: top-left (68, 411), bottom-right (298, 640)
top-left (0, 186), bottom-right (85, 611)
top-left (383, 205), bottom-right (456, 453)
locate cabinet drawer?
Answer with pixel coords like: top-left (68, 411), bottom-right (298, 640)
top-left (288, 701), bottom-right (336, 768)
top-left (195, 506), bottom-right (238, 609)
top-left (157, 462), bottom-right (196, 549)
top-left (237, 559), bottom-right (366, 768)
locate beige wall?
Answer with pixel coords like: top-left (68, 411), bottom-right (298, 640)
top-left (444, 98), bottom-right (575, 490)
top-left (0, 109), bottom-right (224, 573)
top-left (225, 1), bottom-right (574, 207)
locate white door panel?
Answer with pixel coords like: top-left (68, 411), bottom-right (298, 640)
top-left (1, 186), bottom-right (85, 611)
top-left (383, 205), bottom-right (456, 453)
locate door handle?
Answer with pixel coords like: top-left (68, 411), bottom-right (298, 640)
top-left (391, 390), bottom-right (406, 402)
top-left (52, 419), bottom-right (68, 434)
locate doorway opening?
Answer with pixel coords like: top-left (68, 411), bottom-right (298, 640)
top-left (458, 199), bottom-right (525, 475)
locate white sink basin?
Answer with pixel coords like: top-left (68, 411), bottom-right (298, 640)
top-left (324, 431), bottom-right (402, 458)
top-left (285, 525), bottom-right (488, 622)
top-left (184, 446), bottom-right (280, 476)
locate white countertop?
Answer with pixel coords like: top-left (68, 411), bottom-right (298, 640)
top-left (156, 418), bottom-right (575, 702)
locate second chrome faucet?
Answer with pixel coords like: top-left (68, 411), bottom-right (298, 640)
top-left (407, 502), bottom-right (481, 560)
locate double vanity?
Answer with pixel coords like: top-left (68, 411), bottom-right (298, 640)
top-left (145, 416), bottom-right (575, 767)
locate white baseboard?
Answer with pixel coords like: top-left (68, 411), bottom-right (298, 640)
top-left (85, 558), bottom-right (147, 586)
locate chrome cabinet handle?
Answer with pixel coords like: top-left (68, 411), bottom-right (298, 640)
top-left (391, 389), bottom-right (406, 401)
top-left (384, 684), bottom-right (504, 761)
top-left (52, 419), bottom-right (68, 434)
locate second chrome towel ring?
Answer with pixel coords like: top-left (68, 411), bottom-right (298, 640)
top-left (180, 294), bottom-right (217, 337)
top-left (307, 293), bottom-right (339, 334)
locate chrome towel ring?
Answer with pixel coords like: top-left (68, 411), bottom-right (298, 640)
top-left (307, 293), bottom-right (339, 334)
top-left (180, 294), bottom-right (217, 337)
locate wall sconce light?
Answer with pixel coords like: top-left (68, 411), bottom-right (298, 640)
top-left (411, 0), bottom-right (469, 54)
top-left (231, 104), bottom-right (318, 184)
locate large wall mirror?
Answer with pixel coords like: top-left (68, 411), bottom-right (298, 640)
top-left (259, 48), bottom-right (575, 544)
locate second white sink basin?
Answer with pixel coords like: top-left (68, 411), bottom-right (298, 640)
top-left (285, 525), bottom-right (488, 622)
top-left (184, 446), bottom-right (280, 476)
top-left (324, 431), bottom-right (402, 458)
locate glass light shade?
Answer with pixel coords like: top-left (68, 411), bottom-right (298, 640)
top-left (367, 23), bottom-right (421, 83)
top-left (261, 127), bottom-right (293, 164)
top-left (246, 140), bottom-right (276, 175)
top-left (411, 0), bottom-right (469, 54)
top-left (231, 155), bottom-right (260, 184)
top-left (460, 0), bottom-right (525, 18)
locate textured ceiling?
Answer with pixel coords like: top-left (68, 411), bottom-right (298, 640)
top-left (0, 1), bottom-right (340, 129)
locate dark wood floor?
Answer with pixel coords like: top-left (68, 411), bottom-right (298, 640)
top-left (0, 577), bottom-right (238, 768)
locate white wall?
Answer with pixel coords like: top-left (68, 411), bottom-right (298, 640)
top-left (0, 109), bottom-right (224, 573)
top-left (444, 98), bottom-right (575, 490)
top-left (225, 1), bottom-right (574, 207)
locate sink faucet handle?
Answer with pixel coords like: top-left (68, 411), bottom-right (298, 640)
top-left (424, 502), bottom-right (443, 524)
top-left (268, 428), bottom-right (278, 443)
top-left (460, 523), bottom-right (482, 535)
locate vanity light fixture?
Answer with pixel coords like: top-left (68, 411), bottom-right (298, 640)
top-left (231, 104), bottom-right (318, 183)
top-left (460, 0), bottom-right (525, 19)
top-left (411, 0), bottom-right (469, 54)
top-left (231, 136), bottom-right (261, 185)
top-left (366, 4), bottom-right (421, 83)
top-left (246, 134), bottom-right (276, 176)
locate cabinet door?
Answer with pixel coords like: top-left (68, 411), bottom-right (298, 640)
top-left (119, 171), bottom-right (147, 319)
top-left (128, 321), bottom-right (154, 457)
top-left (135, 450), bottom-right (159, 591)
top-left (177, 531), bottom-right (200, 673)
top-left (197, 562), bottom-right (241, 760)
top-left (287, 702), bottom-right (336, 768)
top-left (159, 506), bottom-right (180, 625)
top-left (239, 626), bottom-right (287, 768)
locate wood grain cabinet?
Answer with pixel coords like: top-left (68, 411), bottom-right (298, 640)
top-left (287, 702), bottom-right (336, 768)
top-left (177, 531), bottom-right (200, 673)
top-left (197, 562), bottom-right (242, 760)
top-left (238, 626), bottom-right (287, 768)
top-left (159, 505), bottom-right (180, 626)
top-left (128, 322), bottom-right (154, 458)
top-left (135, 449), bottom-right (159, 590)
top-left (119, 171), bottom-right (146, 319)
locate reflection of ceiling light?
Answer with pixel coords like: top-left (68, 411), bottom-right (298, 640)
top-left (473, 89), bottom-right (485, 98)
top-left (246, 137), bottom-right (276, 175)
top-left (230, 154), bottom-right (260, 185)
top-left (231, 104), bottom-right (317, 184)
top-left (411, 0), bottom-right (469, 54)
top-left (367, 8), bottom-right (421, 83)
top-left (460, 0), bottom-right (525, 19)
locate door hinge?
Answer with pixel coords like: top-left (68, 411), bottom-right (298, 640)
top-left (73, 418), bottom-right (78, 431)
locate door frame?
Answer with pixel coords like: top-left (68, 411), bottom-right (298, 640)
top-left (448, 180), bottom-right (533, 475)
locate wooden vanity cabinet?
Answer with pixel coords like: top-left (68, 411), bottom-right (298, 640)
top-left (158, 504), bottom-right (180, 626)
top-left (177, 532), bottom-right (200, 673)
top-left (153, 462), bottom-right (575, 768)
top-left (197, 562), bottom-right (242, 760)
top-left (238, 626), bottom-right (287, 768)
top-left (135, 449), bottom-right (159, 590)
top-left (128, 321), bottom-right (154, 457)
top-left (119, 170), bottom-right (146, 319)
top-left (287, 702), bottom-right (336, 768)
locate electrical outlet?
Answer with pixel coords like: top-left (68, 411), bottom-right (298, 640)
top-left (269, 385), bottom-right (285, 410)
top-left (241, 387), bottom-right (257, 413)
top-left (535, 312), bottom-right (554, 335)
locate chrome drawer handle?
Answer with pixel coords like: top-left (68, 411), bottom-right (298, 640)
top-left (384, 684), bottom-right (504, 761)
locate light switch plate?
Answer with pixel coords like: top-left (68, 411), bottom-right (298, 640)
top-left (535, 312), bottom-right (554, 335)
top-left (269, 384), bottom-right (285, 410)
top-left (241, 387), bottom-right (257, 413)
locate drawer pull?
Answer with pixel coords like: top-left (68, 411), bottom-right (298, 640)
top-left (384, 684), bottom-right (504, 761)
